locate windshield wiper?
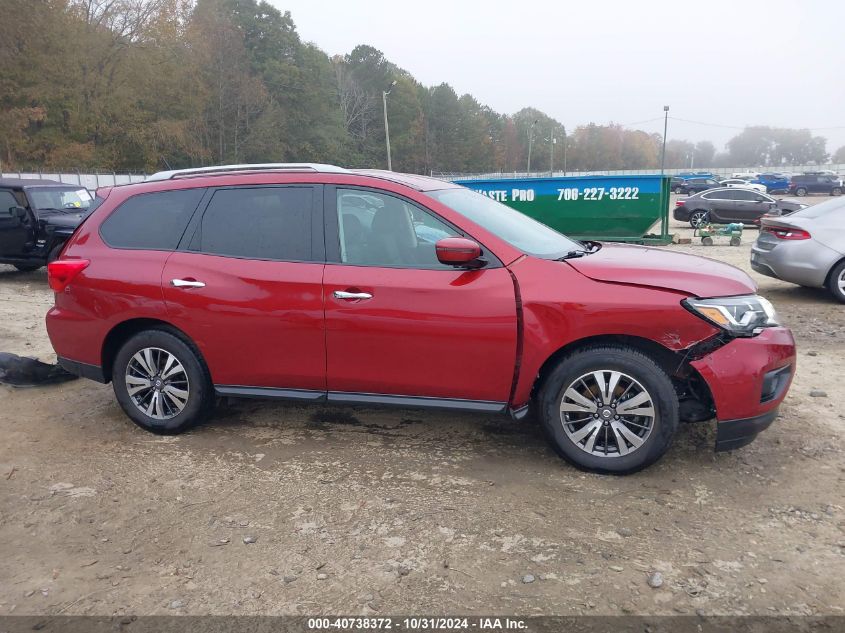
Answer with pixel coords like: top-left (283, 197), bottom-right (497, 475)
top-left (555, 250), bottom-right (587, 260)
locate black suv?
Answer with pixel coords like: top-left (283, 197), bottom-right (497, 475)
top-left (0, 178), bottom-right (95, 271)
top-left (672, 177), bottom-right (720, 195)
top-left (788, 173), bottom-right (843, 197)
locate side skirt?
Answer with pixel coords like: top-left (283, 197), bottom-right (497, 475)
top-left (214, 385), bottom-right (508, 414)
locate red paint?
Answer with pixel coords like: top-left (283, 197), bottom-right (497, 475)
top-left (162, 253), bottom-right (325, 389)
top-left (46, 169), bottom-right (796, 438)
top-left (47, 259), bottom-right (89, 292)
top-left (434, 237), bottom-right (482, 265)
top-left (691, 327), bottom-right (796, 421)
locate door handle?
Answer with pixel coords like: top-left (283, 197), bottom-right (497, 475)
top-left (170, 278), bottom-right (206, 288)
top-left (333, 290), bottom-right (372, 300)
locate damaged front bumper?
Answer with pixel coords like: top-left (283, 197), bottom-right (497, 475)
top-left (690, 327), bottom-right (796, 451)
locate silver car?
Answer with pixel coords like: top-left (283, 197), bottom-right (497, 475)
top-left (751, 198), bottom-right (845, 302)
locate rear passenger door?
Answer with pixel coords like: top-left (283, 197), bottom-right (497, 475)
top-left (701, 190), bottom-right (735, 222)
top-left (162, 185), bottom-right (326, 394)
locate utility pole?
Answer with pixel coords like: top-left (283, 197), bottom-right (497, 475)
top-left (382, 80), bottom-right (397, 171)
top-left (526, 119), bottom-right (538, 174)
top-left (660, 105), bottom-right (669, 175)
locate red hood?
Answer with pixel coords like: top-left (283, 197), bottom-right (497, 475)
top-left (565, 244), bottom-right (756, 297)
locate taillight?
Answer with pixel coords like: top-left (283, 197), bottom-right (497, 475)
top-left (675, 200), bottom-right (685, 206)
top-left (47, 259), bottom-right (90, 292)
top-left (763, 227), bottom-right (811, 240)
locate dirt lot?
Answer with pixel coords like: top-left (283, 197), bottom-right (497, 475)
top-left (0, 196), bottom-right (843, 617)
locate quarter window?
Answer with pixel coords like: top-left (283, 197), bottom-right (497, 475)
top-left (336, 189), bottom-right (458, 268)
top-left (198, 187), bottom-right (313, 261)
top-left (100, 189), bottom-right (204, 250)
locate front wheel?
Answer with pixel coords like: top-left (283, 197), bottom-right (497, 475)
top-left (537, 346), bottom-right (679, 474)
top-left (795, 187), bottom-right (807, 197)
top-left (828, 260), bottom-right (845, 303)
top-left (112, 329), bottom-right (214, 434)
top-left (832, 187), bottom-right (842, 196)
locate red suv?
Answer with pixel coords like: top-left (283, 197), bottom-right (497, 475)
top-left (46, 164), bottom-right (796, 474)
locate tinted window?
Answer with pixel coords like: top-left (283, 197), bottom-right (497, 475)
top-left (27, 187), bottom-right (93, 211)
top-left (337, 189), bottom-right (457, 268)
top-left (0, 190), bottom-right (18, 212)
top-left (732, 189), bottom-right (758, 201)
top-left (704, 189), bottom-right (734, 200)
top-left (101, 189), bottom-right (204, 250)
top-left (199, 187), bottom-right (312, 261)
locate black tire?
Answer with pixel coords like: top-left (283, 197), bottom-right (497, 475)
top-left (828, 260), bottom-right (845, 304)
top-left (702, 236), bottom-right (714, 246)
top-left (795, 187), bottom-right (807, 197)
top-left (832, 187), bottom-right (842, 197)
top-left (112, 329), bottom-right (214, 434)
top-left (537, 345), bottom-right (679, 475)
top-left (729, 236), bottom-right (741, 246)
top-left (689, 210), bottom-right (709, 229)
top-left (13, 262), bottom-right (42, 272)
top-left (47, 242), bottom-right (64, 263)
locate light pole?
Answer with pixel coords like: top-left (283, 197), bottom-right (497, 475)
top-left (562, 125), bottom-right (567, 177)
top-left (660, 105), bottom-right (669, 175)
top-left (549, 134), bottom-right (556, 177)
top-left (526, 119), bottom-right (538, 174)
top-left (382, 80), bottom-right (397, 171)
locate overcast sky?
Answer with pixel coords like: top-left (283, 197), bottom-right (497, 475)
top-left (269, 0), bottom-right (845, 156)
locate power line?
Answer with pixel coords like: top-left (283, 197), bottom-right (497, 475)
top-left (669, 116), bottom-right (845, 132)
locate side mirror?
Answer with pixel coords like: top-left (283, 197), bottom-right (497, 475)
top-left (435, 237), bottom-right (484, 268)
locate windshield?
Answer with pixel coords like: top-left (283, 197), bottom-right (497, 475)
top-left (28, 187), bottom-right (93, 211)
top-left (425, 188), bottom-right (583, 259)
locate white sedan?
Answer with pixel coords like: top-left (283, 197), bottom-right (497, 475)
top-left (719, 178), bottom-right (767, 194)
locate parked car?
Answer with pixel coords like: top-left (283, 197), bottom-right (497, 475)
top-left (677, 171), bottom-right (716, 180)
top-left (788, 174), bottom-right (843, 197)
top-left (753, 173), bottom-right (790, 194)
top-left (752, 198), bottom-right (845, 302)
top-left (731, 172), bottom-right (760, 180)
top-left (718, 178), bottom-right (767, 194)
top-left (45, 163), bottom-right (795, 474)
top-left (672, 177), bottom-right (721, 195)
top-left (673, 188), bottom-right (804, 228)
top-left (0, 178), bottom-right (95, 271)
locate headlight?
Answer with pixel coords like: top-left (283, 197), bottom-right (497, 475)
top-left (683, 295), bottom-right (779, 337)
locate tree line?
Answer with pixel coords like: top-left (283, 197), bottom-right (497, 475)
top-left (0, 0), bottom-right (839, 174)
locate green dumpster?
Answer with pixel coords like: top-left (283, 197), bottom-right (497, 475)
top-left (453, 174), bottom-right (672, 244)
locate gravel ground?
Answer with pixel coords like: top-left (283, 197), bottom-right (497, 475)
top-left (0, 195), bottom-right (843, 617)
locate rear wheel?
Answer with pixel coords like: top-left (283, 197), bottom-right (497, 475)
top-left (537, 346), bottom-right (679, 474)
top-left (112, 329), bottom-right (214, 434)
top-left (729, 236), bottom-right (741, 246)
top-left (832, 187), bottom-right (842, 196)
top-left (689, 210), bottom-right (709, 228)
top-left (795, 187), bottom-right (807, 197)
top-left (702, 236), bottom-right (714, 246)
top-left (828, 260), bottom-right (845, 303)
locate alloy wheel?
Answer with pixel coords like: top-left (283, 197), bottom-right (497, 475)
top-left (559, 370), bottom-right (655, 457)
top-left (125, 347), bottom-right (190, 420)
top-left (838, 269), bottom-right (845, 296)
top-left (690, 211), bottom-right (707, 227)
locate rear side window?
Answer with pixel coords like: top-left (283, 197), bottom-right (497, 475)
top-left (197, 187), bottom-right (313, 261)
top-left (0, 190), bottom-right (18, 212)
top-left (100, 189), bottom-right (204, 250)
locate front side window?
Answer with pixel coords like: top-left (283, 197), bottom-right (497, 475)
top-left (198, 187), bottom-right (313, 261)
top-left (0, 190), bottom-right (18, 212)
top-left (425, 187), bottom-right (583, 259)
top-left (100, 188), bottom-right (205, 250)
top-left (28, 187), bottom-right (93, 211)
top-left (337, 189), bottom-right (458, 268)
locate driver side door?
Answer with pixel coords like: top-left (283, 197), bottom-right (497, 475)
top-left (0, 189), bottom-right (34, 257)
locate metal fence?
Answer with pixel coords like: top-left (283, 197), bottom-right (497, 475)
top-left (1, 171), bottom-right (148, 190)
top-left (435, 164), bottom-right (845, 182)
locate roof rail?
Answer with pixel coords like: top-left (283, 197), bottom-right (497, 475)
top-left (147, 163), bottom-right (349, 181)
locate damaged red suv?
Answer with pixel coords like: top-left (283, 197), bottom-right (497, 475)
top-left (46, 164), bottom-right (796, 474)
